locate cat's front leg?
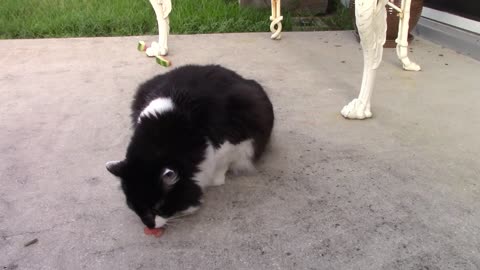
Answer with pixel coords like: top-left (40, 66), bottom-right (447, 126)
top-left (211, 166), bottom-right (228, 186)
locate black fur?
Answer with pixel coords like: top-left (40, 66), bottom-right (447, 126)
top-left (106, 64), bottom-right (274, 228)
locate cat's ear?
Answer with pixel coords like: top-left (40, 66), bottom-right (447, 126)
top-left (161, 168), bottom-right (178, 186)
top-left (106, 160), bottom-right (127, 177)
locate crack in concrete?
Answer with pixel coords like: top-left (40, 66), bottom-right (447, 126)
top-left (1, 220), bottom-right (75, 240)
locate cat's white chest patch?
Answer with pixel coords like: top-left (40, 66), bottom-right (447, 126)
top-left (193, 139), bottom-right (254, 188)
top-left (138, 97), bottom-right (174, 122)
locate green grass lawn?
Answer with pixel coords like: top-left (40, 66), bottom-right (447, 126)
top-left (0, 0), bottom-right (292, 39)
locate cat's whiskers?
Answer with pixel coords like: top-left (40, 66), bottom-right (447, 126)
top-left (170, 213), bottom-right (191, 220)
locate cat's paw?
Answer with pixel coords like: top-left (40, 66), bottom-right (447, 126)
top-left (211, 174), bottom-right (225, 186)
top-left (229, 160), bottom-right (256, 176)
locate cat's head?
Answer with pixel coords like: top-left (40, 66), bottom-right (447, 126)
top-left (106, 158), bottom-right (203, 228)
top-left (106, 116), bottom-right (205, 228)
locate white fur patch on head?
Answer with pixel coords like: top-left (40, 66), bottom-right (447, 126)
top-left (138, 97), bottom-right (174, 122)
top-left (154, 216), bottom-right (167, 228)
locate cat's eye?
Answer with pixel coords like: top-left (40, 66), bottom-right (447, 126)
top-left (162, 168), bottom-right (178, 185)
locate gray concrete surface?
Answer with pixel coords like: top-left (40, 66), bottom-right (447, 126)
top-left (415, 17), bottom-right (480, 61)
top-left (1, 32), bottom-right (479, 270)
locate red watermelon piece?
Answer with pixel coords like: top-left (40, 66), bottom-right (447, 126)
top-left (144, 227), bottom-right (165, 238)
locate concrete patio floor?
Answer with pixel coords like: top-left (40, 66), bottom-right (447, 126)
top-left (1, 32), bottom-right (479, 270)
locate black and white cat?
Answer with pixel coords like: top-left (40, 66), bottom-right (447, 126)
top-left (106, 65), bottom-right (274, 229)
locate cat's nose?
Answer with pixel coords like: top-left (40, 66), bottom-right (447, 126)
top-left (141, 214), bottom-right (155, 229)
